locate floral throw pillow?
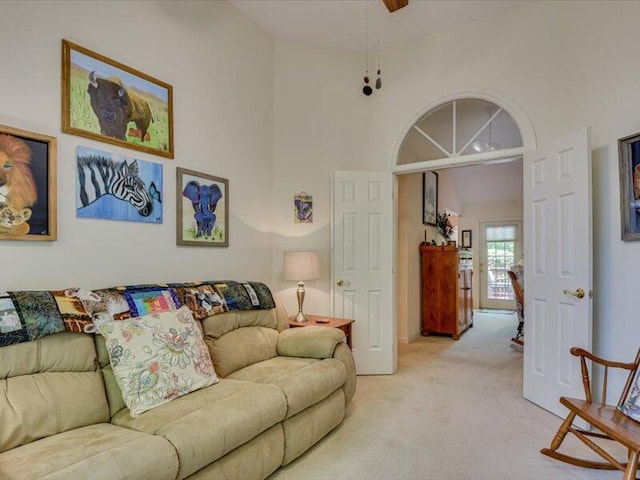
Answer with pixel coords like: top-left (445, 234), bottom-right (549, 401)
top-left (96, 306), bottom-right (218, 418)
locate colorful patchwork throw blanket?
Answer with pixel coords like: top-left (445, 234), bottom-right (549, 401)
top-left (0, 281), bottom-right (275, 348)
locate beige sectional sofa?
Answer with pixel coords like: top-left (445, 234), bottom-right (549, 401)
top-left (0, 299), bottom-right (356, 479)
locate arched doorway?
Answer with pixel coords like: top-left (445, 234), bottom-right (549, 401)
top-left (391, 93), bottom-right (536, 343)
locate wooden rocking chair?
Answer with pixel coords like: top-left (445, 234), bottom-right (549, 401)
top-left (541, 347), bottom-right (640, 480)
top-left (507, 270), bottom-right (524, 347)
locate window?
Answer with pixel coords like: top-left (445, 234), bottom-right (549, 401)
top-left (398, 98), bottom-right (523, 166)
top-left (485, 225), bottom-right (517, 301)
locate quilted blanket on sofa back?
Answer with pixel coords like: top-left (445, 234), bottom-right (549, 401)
top-left (0, 281), bottom-right (275, 348)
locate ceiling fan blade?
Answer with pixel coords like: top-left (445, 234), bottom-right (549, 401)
top-left (382, 0), bottom-right (408, 13)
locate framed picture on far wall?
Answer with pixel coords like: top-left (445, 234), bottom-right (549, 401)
top-left (461, 230), bottom-right (472, 248)
top-left (0, 124), bottom-right (57, 241)
top-left (177, 167), bottom-right (229, 247)
top-left (62, 39), bottom-right (174, 159)
top-left (422, 171), bottom-right (438, 226)
top-left (618, 132), bottom-right (640, 240)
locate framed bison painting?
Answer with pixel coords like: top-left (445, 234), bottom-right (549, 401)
top-left (62, 40), bottom-right (174, 159)
top-left (177, 168), bottom-right (229, 247)
top-left (0, 124), bottom-right (57, 241)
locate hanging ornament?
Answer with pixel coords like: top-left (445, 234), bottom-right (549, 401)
top-left (375, 6), bottom-right (382, 90)
top-left (362, 1), bottom-right (372, 96)
top-left (362, 1), bottom-right (382, 96)
top-left (363, 72), bottom-right (372, 95)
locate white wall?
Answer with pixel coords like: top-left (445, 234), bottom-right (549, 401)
top-left (0, 1), bottom-right (274, 290)
top-left (271, 40), bottom-right (372, 315)
top-left (272, 0), bottom-right (640, 372)
top-left (397, 173), bottom-right (423, 343)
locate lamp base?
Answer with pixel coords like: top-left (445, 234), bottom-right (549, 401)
top-left (295, 281), bottom-right (308, 322)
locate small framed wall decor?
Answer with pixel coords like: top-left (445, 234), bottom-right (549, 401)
top-left (0, 124), bottom-right (57, 241)
top-left (294, 191), bottom-right (312, 223)
top-left (422, 171), bottom-right (438, 226)
top-left (62, 39), bottom-right (174, 159)
top-left (461, 230), bottom-right (472, 248)
top-left (177, 168), bottom-right (229, 247)
top-left (618, 132), bottom-right (640, 240)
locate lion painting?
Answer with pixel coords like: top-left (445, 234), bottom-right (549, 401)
top-left (0, 134), bottom-right (37, 211)
top-left (0, 205), bottom-right (31, 236)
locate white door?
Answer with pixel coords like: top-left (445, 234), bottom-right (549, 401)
top-left (332, 171), bottom-right (395, 375)
top-left (523, 127), bottom-right (592, 418)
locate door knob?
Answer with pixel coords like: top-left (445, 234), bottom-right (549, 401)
top-left (563, 288), bottom-right (585, 299)
top-left (336, 279), bottom-right (351, 287)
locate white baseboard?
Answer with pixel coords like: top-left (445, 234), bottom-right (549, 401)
top-left (398, 332), bottom-right (421, 344)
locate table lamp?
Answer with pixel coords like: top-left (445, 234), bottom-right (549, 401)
top-left (283, 250), bottom-right (321, 322)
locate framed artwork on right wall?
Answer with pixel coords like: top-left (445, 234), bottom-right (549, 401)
top-left (618, 131), bottom-right (640, 240)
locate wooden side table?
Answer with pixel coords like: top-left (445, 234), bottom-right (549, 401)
top-left (288, 314), bottom-right (354, 349)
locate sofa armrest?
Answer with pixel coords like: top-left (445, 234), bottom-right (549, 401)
top-left (277, 326), bottom-right (345, 359)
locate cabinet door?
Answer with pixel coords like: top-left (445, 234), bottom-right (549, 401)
top-left (440, 251), bottom-right (458, 336)
top-left (466, 270), bottom-right (474, 326)
top-left (421, 250), bottom-right (439, 334)
top-left (457, 269), bottom-right (466, 333)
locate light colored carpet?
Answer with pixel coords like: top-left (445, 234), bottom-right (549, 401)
top-left (270, 312), bottom-right (624, 480)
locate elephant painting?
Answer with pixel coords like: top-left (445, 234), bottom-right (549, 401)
top-left (178, 169), bottom-right (228, 247)
top-left (182, 181), bottom-right (223, 239)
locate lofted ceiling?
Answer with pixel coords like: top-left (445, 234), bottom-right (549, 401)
top-left (229, 0), bottom-right (526, 206)
top-left (229, 0), bottom-right (529, 51)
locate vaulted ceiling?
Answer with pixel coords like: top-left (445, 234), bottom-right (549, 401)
top-left (229, 0), bottom-right (526, 206)
top-left (229, 0), bottom-right (529, 51)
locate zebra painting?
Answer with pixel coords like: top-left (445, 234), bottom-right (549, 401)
top-left (76, 146), bottom-right (162, 223)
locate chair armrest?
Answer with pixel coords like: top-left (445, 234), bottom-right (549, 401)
top-left (570, 347), bottom-right (637, 370)
top-left (277, 326), bottom-right (345, 359)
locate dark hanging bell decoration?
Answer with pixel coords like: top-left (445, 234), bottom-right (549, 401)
top-left (362, 70), bottom-right (372, 96)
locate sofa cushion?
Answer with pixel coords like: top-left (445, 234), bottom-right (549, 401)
top-left (202, 308), bottom-right (279, 339)
top-left (0, 423), bottom-right (178, 480)
top-left (277, 326), bottom-right (345, 359)
top-left (96, 306), bottom-right (217, 418)
top-left (228, 356), bottom-right (347, 418)
top-left (206, 326), bottom-right (279, 377)
top-left (0, 332), bottom-right (109, 453)
top-left (111, 378), bottom-right (287, 479)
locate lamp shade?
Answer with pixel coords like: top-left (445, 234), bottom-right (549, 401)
top-left (283, 251), bottom-right (321, 281)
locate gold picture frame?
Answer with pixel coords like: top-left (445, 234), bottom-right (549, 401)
top-left (0, 124), bottom-right (57, 241)
top-left (62, 39), bottom-right (174, 159)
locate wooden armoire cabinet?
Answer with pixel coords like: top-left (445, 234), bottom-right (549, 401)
top-left (420, 244), bottom-right (473, 340)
